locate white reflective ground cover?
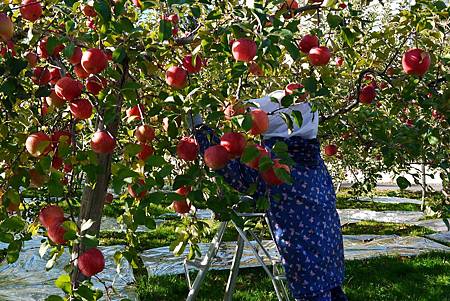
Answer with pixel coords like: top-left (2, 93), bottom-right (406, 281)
top-left (1, 234), bottom-right (449, 300)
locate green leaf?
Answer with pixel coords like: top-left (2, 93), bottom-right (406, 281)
top-left (327, 14), bottom-right (342, 28)
top-left (274, 167), bottom-right (292, 184)
top-left (258, 156), bottom-right (273, 172)
top-left (55, 274), bottom-right (72, 294)
top-left (282, 39), bottom-right (300, 60)
top-left (302, 77), bottom-right (318, 93)
top-left (94, 0), bottom-right (112, 24)
top-left (112, 47), bottom-right (127, 64)
top-left (396, 176), bottom-right (411, 190)
top-left (241, 145), bottom-right (260, 163)
top-left (428, 136), bottom-right (439, 145)
top-left (291, 110), bottom-right (303, 128)
top-left (159, 19), bottom-right (172, 42)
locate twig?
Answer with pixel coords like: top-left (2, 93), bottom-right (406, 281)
top-left (174, 23), bottom-right (202, 46)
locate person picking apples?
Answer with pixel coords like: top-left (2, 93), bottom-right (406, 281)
top-left (190, 89), bottom-right (348, 301)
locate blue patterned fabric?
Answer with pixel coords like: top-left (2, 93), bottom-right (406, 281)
top-left (194, 125), bottom-right (346, 300)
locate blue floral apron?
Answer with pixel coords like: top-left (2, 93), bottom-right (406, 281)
top-left (194, 126), bottom-right (346, 300)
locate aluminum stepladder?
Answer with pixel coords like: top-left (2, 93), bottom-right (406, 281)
top-left (184, 209), bottom-right (292, 301)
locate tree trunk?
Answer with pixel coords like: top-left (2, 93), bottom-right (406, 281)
top-left (71, 59), bottom-right (129, 286)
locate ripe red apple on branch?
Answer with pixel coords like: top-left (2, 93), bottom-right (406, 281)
top-left (285, 83), bottom-right (308, 101)
top-left (204, 145), bottom-right (231, 170)
top-left (182, 54), bottom-right (203, 73)
top-left (298, 34), bottom-right (319, 54)
top-left (165, 66), bottom-right (188, 89)
top-left (126, 104), bottom-right (145, 121)
top-left (232, 38), bottom-right (257, 62)
top-left (20, 0), bottom-right (43, 22)
top-left (26, 132), bottom-right (52, 157)
top-left (260, 159), bottom-right (290, 185)
top-left (220, 132), bottom-right (247, 158)
top-left (324, 144), bottom-right (338, 156)
top-left (55, 77), bottom-right (83, 101)
top-left (135, 125), bottom-right (155, 143)
top-left (172, 200), bottom-right (191, 214)
top-left (308, 46), bottom-right (331, 66)
top-left (69, 99), bottom-right (93, 120)
top-left (39, 205), bottom-right (65, 229)
top-left (249, 109), bottom-right (269, 135)
top-left (77, 248), bottom-right (105, 277)
top-left (176, 137), bottom-right (199, 161)
top-left (359, 85), bottom-right (377, 104)
top-left (68, 47), bottom-right (83, 65)
top-left (91, 130), bottom-right (116, 154)
top-left (402, 48), bottom-right (431, 77)
top-left (128, 179), bottom-right (147, 198)
top-left (81, 48), bottom-right (108, 74)
top-left (0, 13), bottom-right (14, 41)
top-left (244, 145), bottom-right (270, 169)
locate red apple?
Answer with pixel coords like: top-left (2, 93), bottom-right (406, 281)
top-left (51, 155), bottom-right (63, 170)
top-left (86, 75), bottom-right (106, 95)
top-left (335, 57), bottom-right (344, 66)
top-left (175, 186), bottom-right (191, 197)
top-left (250, 109), bottom-right (269, 135)
top-left (248, 62), bottom-right (263, 76)
top-left (20, 0), bottom-right (43, 22)
top-left (324, 144), bottom-right (338, 156)
top-left (55, 76), bottom-right (83, 101)
top-left (132, 0), bottom-right (142, 8)
top-left (402, 48), bottom-right (431, 76)
top-left (63, 163), bottom-right (73, 173)
top-left (244, 145), bottom-right (270, 169)
top-left (39, 205), bottom-right (65, 228)
top-left (51, 130), bottom-right (71, 148)
top-left (134, 124), bottom-right (155, 143)
top-left (32, 67), bottom-right (51, 85)
top-left (282, 0), bottom-right (299, 10)
top-left (232, 38), bottom-right (257, 62)
top-left (298, 34), bottom-right (319, 54)
top-left (25, 51), bottom-right (39, 67)
top-left (81, 48), bottom-right (108, 74)
top-left (339, 2), bottom-right (347, 8)
top-left (172, 200), bottom-right (191, 214)
top-left (128, 179), bottom-right (147, 198)
top-left (136, 143), bottom-right (154, 161)
top-left (37, 37), bottom-right (64, 59)
top-left (82, 4), bottom-right (97, 17)
top-left (177, 137), bottom-right (198, 161)
top-left (165, 66), bottom-right (188, 89)
top-left (182, 54), bottom-right (202, 74)
top-left (104, 193), bottom-right (113, 204)
top-left (47, 222), bottom-right (67, 245)
top-left (74, 63), bottom-right (90, 79)
top-left (78, 248), bottom-right (105, 277)
top-left (68, 47), bottom-right (83, 65)
top-left (308, 46), bottom-right (331, 66)
top-left (0, 13), bottom-right (14, 41)
top-left (49, 67), bottom-right (62, 85)
top-left (29, 169), bottom-right (47, 187)
top-left (91, 130), bottom-right (116, 154)
top-left (285, 83), bottom-right (308, 101)
top-left (359, 85), bottom-right (376, 104)
top-left (69, 99), bottom-right (93, 120)
top-left (204, 145), bottom-right (230, 170)
top-left (167, 14), bottom-right (179, 24)
top-left (126, 104), bottom-right (144, 121)
top-left (386, 67), bottom-right (395, 76)
top-left (26, 132), bottom-right (52, 157)
top-left (260, 159), bottom-right (290, 185)
top-left (220, 132), bottom-right (247, 158)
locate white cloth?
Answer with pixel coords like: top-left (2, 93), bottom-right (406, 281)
top-left (246, 90), bottom-right (319, 139)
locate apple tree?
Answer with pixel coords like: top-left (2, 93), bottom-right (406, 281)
top-left (0, 0), bottom-right (448, 299)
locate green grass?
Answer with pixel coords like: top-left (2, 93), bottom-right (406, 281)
top-left (135, 252), bottom-right (450, 301)
top-left (341, 221), bottom-right (435, 236)
top-left (336, 197), bottom-right (421, 211)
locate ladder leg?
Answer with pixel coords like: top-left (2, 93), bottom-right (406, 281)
top-left (223, 234), bottom-right (245, 301)
top-left (231, 220), bottom-right (285, 301)
top-left (186, 221), bottom-right (227, 301)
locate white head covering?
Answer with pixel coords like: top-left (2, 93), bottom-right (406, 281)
top-left (246, 90), bottom-right (318, 139)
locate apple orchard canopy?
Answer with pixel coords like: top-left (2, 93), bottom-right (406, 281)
top-left (245, 90), bottom-right (319, 139)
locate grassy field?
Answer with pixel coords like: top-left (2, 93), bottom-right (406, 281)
top-left (135, 252), bottom-right (450, 301)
